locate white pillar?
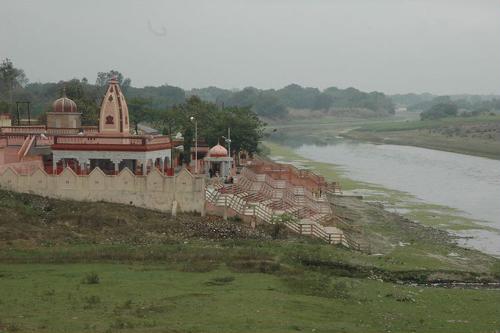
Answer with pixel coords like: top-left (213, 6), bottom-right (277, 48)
top-left (142, 159), bottom-right (148, 175)
top-left (111, 159), bottom-right (121, 174)
top-left (159, 158), bottom-right (164, 174)
top-left (77, 158), bottom-right (89, 175)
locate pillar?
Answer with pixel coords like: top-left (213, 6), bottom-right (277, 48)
top-left (111, 159), bottom-right (121, 174)
top-left (77, 158), bottom-right (89, 175)
top-left (159, 157), bottom-right (164, 174)
top-left (142, 159), bottom-right (148, 175)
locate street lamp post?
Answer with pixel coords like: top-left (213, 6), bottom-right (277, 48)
top-left (227, 128), bottom-right (231, 158)
top-left (223, 128), bottom-right (233, 172)
top-left (190, 116), bottom-right (198, 174)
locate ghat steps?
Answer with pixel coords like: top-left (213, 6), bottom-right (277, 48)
top-left (205, 167), bottom-right (350, 246)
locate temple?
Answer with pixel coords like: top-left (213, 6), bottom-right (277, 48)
top-left (0, 78), bottom-right (214, 176)
top-left (0, 77), bottom-right (354, 248)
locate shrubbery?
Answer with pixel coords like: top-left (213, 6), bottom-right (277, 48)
top-left (420, 102), bottom-right (458, 120)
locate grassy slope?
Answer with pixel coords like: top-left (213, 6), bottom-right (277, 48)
top-left (0, 190), bottom-right (500, 332)
top-left (342, 115), bottom-right (500, 159)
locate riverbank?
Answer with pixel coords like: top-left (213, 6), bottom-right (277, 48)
top-left (342, 115), bottom-right (500, 160)
top-left (267, 114), bottom-right (500, 160)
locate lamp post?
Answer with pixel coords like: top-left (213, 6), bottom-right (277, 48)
top-left (227, 128), bottom-right (231, 158)
top-left (223, 128), bottom-right (233, 173)
top-left (190, 116), bottom-right (198, 174)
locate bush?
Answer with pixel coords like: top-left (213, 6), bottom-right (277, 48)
top-left (110, 318), bottom-right (134, 330)
top-left (385, 290), bottom-right (416, 303)
top-left (83, 295), bottom-right (101, 309)
top-left (227, 259), bottom-right (281, 274)
top-left (420, 103), bottom-right (458, 120)
top-left (283, 273), bottom-right (352, 299)
top-left (204, 276), bottom-right (235, 286)
top-left (82, 272), bottom-right (100, 284)
top-left (269, 213), bottom-right (296, 239)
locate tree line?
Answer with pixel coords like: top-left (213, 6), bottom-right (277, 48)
top-left (412, 96), bottom-right (500, 121)
top-left (1, 59), bottom-right (396, 123)
top-left (189, 84), bottom-right (395, 118)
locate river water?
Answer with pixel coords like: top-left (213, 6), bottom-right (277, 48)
top-left (293, 139), bottom-right (500, 256)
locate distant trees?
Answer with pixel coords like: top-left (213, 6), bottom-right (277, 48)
top-left (220, 87), bottom-right (287, 119)
top-left (128, 97), bottom-right (150, 133)
top-left (127, 85), bottom-right (185, 110)
top-left (420, 102), bottom-right (458, 120)
top-left (190, 84), bottom-right (396, 118)
top-left (61, 79), bottom-right (101, 125)
top-left (410, 95), bottom-right (500, 120)
top-left (0, 58), bottom-right (397, 127)
top-left (188, 86), bottom-right (233, 104)
top-left (0, 58), bottom-right (28, 114)
top-left (96, 70), bottom-right (131, 92)
top-left (275, 84), bottom-right (322, 109)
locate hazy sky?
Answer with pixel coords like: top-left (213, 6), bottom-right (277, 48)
top-left (1, 0), bottom-right (499, 95)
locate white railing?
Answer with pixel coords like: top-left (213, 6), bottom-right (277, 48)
top-left (241, 167), bottom-right (331, 216)
top-left (205, 184), bottom-right (346, 247)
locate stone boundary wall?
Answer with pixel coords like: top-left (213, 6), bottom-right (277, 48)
top-left (0, 166), bottom-right (205, 213)
top-left (0, 159), bottom-right (43, 174)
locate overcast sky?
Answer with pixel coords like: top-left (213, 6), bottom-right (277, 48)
top-left (1, 0), bottom-right (499, 95)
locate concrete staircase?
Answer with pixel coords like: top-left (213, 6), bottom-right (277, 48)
top-left (205, 168), bottom-right (350, 246)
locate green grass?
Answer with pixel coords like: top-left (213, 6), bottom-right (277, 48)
top-left (353, 114), bottom-right (500, 132)
top-left (0, 260), bottom-right (499, 333)
top-left (338, 115), bottom-right (500, 159)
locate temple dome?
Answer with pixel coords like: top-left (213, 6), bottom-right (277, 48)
top-left (208, 144), bottom-right (228, 157)
top-left (52, 96), bottom-right (77, 113)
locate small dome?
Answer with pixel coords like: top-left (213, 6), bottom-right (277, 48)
top-left (52, 96), bottom-right (77, 113)
top-left (208, 144), bottom-right (228, 157)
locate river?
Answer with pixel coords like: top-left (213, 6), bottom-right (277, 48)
top-left (292, 139), bottom-right (500, 256)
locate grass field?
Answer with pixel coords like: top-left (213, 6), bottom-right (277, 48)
top-left (1, 260), bottom-right (500, 333)
top-left (350, 114), bottom-right (500, 132)
top-left (1, 190), bottom-right (500, 332)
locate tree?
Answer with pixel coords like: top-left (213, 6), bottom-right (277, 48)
top-left (95, 70), bottom-right (131, 92)
top-left (420, 102), bottom-right (458, 120)
top-left (275, 84), bottom-right (321, 109)
top-left (313, 93), bottom-right (334, 110)
top-left (0, 58), bottom-right (28, 114)
top-left (223, 87), bottom-right (287, 119)
top-left (160, 96), bottom-right (264, 164)
top-left (269, 213), bottom-right (296, 239)
top-left (128, 97), bottom-right (150, 133)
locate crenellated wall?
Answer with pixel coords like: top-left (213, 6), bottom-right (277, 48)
top-left (0, 167), bottom-right (205, 213)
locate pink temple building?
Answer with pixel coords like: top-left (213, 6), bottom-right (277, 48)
top-left (0, 78), bottom-right (181, 176)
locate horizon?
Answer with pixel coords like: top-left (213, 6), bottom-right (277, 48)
top-left (19, 78), bottom-right (500, 98)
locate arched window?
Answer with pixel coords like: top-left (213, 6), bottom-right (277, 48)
top-left (106, 115), bottom-right (114, 124)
